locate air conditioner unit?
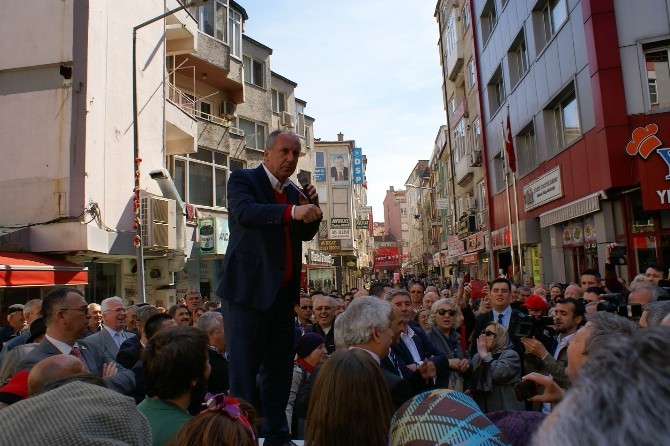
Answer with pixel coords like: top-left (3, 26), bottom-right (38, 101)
top-left (229, 127), bottom-right (244, 137)
top-left (469, 150), bottom-right (482, 167)
top-left (141, 196), bottom-right (177, 251)
top-left (467, 196), bottom-right (477, 210)
top-left (219, 101), bottom-right (237, 117)
top-left (280, 111), bottom-right (295, 127)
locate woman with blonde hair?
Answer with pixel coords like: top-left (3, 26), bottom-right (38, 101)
top-left (470, 322), bottom-right (524, 413)
top-left (304, 348), bottom-right (392, 446)
top-left (425, 298), bottom-right (470, 390)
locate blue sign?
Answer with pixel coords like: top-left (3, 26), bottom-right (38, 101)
top-left (352, 147), bottom-right (364, 185)
top-left (314, 167), bottom-right (326, 182)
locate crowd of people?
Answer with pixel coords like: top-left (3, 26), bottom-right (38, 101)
top-left (0, 262), bottom-right (666, 445)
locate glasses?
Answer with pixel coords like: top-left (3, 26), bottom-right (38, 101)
top-left (104, 307), bottom-right (126, 313)
top-left (436, 309), bottom-right (457, 317)
top-left (483, 330), bottom-right (497, 337)
top-left (300, 305), bottom-right (313, 310)
top-left (60, 307), bottom-right (89, 314)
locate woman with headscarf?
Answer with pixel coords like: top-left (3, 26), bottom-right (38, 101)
top-left (425, 298), bottom-right (470, 391)
top-left (285, 332), bottom-right (328, 439)
top-left (470, 322), bottom-right (525, 413)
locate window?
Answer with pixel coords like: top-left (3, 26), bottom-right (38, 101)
top-left (453, 118), bottom-right (466, 164)
top-left (644, 43), bottom-right (670, 110)
top-left (517, 123), bottom-right (538, 176)
top-left (494, 152), bottom-right (505, 193)
top-left (243, 56), bottom-right (264, 88)
top-left (173, 149), bottom-right (245, 208)
top-left (238, 118), bottom-right (266, 151)
top-left (481, 0), bottom-right (497, 43)
top-left (443, 10), bottom-right (457, 63)
top-left (228, 8), bottom-right (242, 58)
top-left (508, 30), bottom-right (529, 87)
top-left (296, 102), bottom-right (306, 136)
top-left (271, 89), bottom-right (286, 113)
top-left (534, 0), bottom-right (567, 50)
top-left (461, 1), bottom-right (470, 32)
top-left (544, 86), bottom-right (580, 154)
top-left (315, 152), bottom-right (325, 182)
top-left (477, 180), bottom-right (487, 210)
top-left (470, 117), bottom-right (482, 152)
top-left (467, 59), bottom-right (476, 89)
top-left (487, 65), bottom-right (505, 117)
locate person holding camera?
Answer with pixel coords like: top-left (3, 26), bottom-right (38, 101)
top-left (521, 298), bottom-right (585, 412)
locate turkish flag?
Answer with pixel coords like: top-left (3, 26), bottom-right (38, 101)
top-left (505, 112), bottom-right (516, 173)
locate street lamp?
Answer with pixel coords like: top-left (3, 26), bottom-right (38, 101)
top-left (132, 0), bottom-right (208, 303)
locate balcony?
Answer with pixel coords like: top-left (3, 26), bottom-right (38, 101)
top-left (165, 0), bottom-right (199, 55)
top-left (447, 41), bottom-right (464, 82)
top-left (196, 110), bottom-right (245, 151)
top-left (454, 156), bottom-right (474, 186)
top-left (165, 82), bottom-right (197, 155)
top-left (174, 32), bottom-right (244, 104)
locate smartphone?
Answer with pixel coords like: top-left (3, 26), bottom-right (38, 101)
top-left (514, 380), bottom-right (538, 401)
top-left (470, 279), bottom-right (487, 299)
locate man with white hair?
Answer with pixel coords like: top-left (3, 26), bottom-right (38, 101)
top-left (305, 294), bottom-right (337, 354)
top-left (85, 297), bottom-right (136, 358)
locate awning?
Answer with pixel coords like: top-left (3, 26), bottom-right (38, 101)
top-left (0, 253), bottom-right (88, 288)
top-left (539, 191), bottom-right (603, 228)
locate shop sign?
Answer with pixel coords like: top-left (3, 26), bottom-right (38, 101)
top-left (523, 167), bottom-right (563, 211)
top-left (352, 147), bottom-right (365, 185)
top-left (319, 239), bottom-right (341, 252)
top-left (467, 232), bottom-right (485, 252)
top-left (331, 218), bottom-right (350, 228)
top-left (198, 218), bottom-right (216, 254)
top-left (435, 198), bottom-right (450, 210)
top-left (491, 227), bottom-right (511, 250)
top-left (215, 218), bottom-right (229, 254)
top-left (308, 249), bottom-right (333, 265)
top-left (625, 123), bottom-right (670, 210)
top-left (329, 228), bottom-right (351, 239)
top-left (447, 235), bottom-right (466, 257)
top-left (356, 219), bottom-right (369, 229)
top-left (462, 253), bottom-right (478, 265)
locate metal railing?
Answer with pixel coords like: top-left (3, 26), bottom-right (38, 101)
top-left (166, 82), bottom-right (196, 117)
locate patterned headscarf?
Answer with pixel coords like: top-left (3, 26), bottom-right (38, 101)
top-left (389, 389), bottom-right (511, 445)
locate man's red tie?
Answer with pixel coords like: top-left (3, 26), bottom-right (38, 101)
top-left (70, 346), bottom-right (89, 371)
top-left (338, 172), bottom-right (343, 181)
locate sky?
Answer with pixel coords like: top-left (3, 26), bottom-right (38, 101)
top-left (239, 0), bottom-right (445, 220)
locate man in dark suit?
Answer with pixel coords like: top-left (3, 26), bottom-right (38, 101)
top-left (18, 287), bottom-right (135, 395)
top-left (384, 289), bottom-right (449, 384)
top-left (217, 130), bottom-right (322, 446)
top-left (330, 155), bottom-right (349, 181)
top-left (469, 277), bottom-right (526, 359)
top-left (334, 296), bottom-right (434, 410)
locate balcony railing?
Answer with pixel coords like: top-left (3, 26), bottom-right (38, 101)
top-left (166, 82), bottom-right (195, 117)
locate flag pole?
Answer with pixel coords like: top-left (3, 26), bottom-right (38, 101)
top-left (501, 121), bottom-right (515, 281)
top-left (511, 169), bottom-right (523, 281)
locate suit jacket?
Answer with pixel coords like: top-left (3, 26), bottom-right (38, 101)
top-left (391, 322), bottom-right (450, 377)
top-left (216, 165), bottom-right (321, 310)
top-left (116, 343), bottom-right (142, 370)
top-left (469, 309), bottom-right (526, 360)
top-left (18, 338), bottom-right (135, 395)
top-left (380, 354), bottom-right (432, 402)
top-left (85, 328), bottom-right (137, 359)
top-left (330, 166), bottom-right (349, 181)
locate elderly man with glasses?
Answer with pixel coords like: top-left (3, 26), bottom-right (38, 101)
top-left (18, 288), bottom-right (135, 395)
top-left (84, 296), bottom-right (137, 358)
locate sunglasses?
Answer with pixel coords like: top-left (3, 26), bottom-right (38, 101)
top-left (300, 305), bottom-right (313, 310)
top-left (436, 309), bottom-right (457, 317)
top-left (483, 330), bottom-right (497, 337)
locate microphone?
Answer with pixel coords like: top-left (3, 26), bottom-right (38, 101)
top-left (296, 171), bottom-right (319, 207)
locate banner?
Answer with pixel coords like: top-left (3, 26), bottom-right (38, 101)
top-left (352, 147), bottom-right (364, 184)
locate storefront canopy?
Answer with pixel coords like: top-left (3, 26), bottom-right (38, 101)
top-left (0, 253), bottom-right (88, 288)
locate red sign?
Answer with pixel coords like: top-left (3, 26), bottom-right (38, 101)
top-left (462, 253), bottom-right (478, 265)
top-left (625, 123), bottom-right (670, 211)
top-left (374, 246), bottom-right (400, 268)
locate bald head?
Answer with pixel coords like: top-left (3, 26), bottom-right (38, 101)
top-left (28, 354), bottom-right (86, 395)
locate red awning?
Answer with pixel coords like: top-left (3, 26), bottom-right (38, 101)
top-left (0, 253), bottom-right (88, 288)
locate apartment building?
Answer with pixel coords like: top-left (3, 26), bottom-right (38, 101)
top-left (471, 0), bottom-right (670, 283)
top-left (0, 0), bottom-right (320, 305)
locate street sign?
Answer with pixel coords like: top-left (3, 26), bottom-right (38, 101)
top-left (435, 198), bottom-right (450, 210)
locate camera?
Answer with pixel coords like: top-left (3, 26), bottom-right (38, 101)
top-left (511, 313), bottom-right (554, 339)
top-left (596, 293), bottom-right (642, 319)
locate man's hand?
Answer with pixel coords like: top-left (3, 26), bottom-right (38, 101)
top-left (521, 337), bottom-right (550, 359)
top-left (294, 204), bottom-right (322, 223)
top-left (522, 372), bottom-right (565, 403)
top-left (418, 360), bottom-right (436, 381)
top-left (102, 362), bottom-right (118, 378)
top-left (298, 184), bottom-right (318, 206)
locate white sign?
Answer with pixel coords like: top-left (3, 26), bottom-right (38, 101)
top-left (329, 228), bottom-right (352, 239)
top-left (523, 166), bottom-right (563, 211)
top-left (357, 206), bottom-right (372, 214)
top-left (435, 198), bottom-right (450, 210)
